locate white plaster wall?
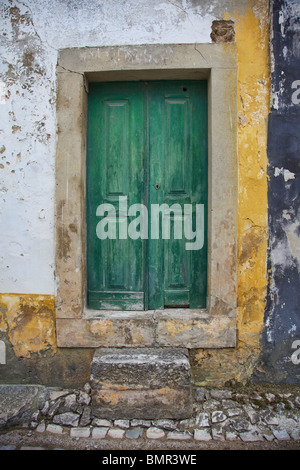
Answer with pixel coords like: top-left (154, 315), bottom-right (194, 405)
top-left (0, 0), bottom-right (246, 295)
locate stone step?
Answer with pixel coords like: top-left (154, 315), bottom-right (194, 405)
top-left (90, 347), bottom-right (192, 420)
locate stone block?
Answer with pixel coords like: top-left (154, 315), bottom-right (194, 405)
top-left (90, 348), bottom-right (192, 420)
top-left (70, 427), bottom-right (90, 438)
top-left (46, 424), bottom-right (63, 435)
top-left (107, 428), bottom-right (125, 439)
top-left (194, 429), bottom-right (212, 441)
top-left (146, 427), bottom-right (165, 439)
top-left (92, 427), bottom-right (109, 439)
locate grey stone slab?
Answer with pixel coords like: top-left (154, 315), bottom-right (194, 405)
top-left (257, 424), bottom-right (275, 442)
top-left (167, 431), bottom-right (192, 440)
top-left (70, 427), bottom-right (90, 438)
top-left (36, 421), bottom-right (46, 433)
top-left (152, 419), bottom-right (177, 430)
top-left (78, 391), bottom-right (91, 405)
top-left (210, 390), bottom-right (232, 400)
top-left (225, 431), bottom-right (240, 441)
top-left (63, 394), bottom-right (78, 412)
top-left (211, 424), bottom-right (225, 441)
top-left (125, 427), bottom-right (144, 439)
top-left (47, 399), bottom-right (63, 418)
top-left (243, 405), bottom-right (259, 424)
top-left (146, 427), bottom-right (165, 439)
top-left (194, 388), bottom-right (210, 403)
top-left (265, 393), bottom-right (276, 403)
top-left (114, 419), bottom-right (130, 429)
top-left (92, 418), bottom-right (112, 427)
top-left (271, 427), bottom-right (290, 441)
top-left (46, 424), bottom-right (63, 434)
top-left (212, 411), bottom-right (227, 424)
top-left (194, 429), bottom-right (212, 441)
top-left (240, 431), bottom-right (264, 442)
top-left (202, 399), bottom-right (221, 411)
top-left (230, 416), bottom-right (251, 433)
top-left (178, 418), bottom-right (195, 430)
top-left (79, 406), bottom-right (92, 426)
top-left (195, 412), bottom-right (210, 428)
top-left (222, 399), bottom-right (239, 409)
top-left (227, 408), bottom-right (244, 417)
top-left (291, 429), bottom-right (300, 440)
top-left (107, 428), bottom-right (125, 439)
top-left (92, 427), bottom-right (109, 439)
top-left (91, 347), bottom-right (190, 388)
top-left (49, 390), bottom-right (70, 401)
top-left (53, 412), bottom-right (80, 427)
top-left (0, 385), bottom-right (49, 430)
top-left (131, 419), bottom-right (151, 428)
top-left (261, 410), bottom-right (279, 426)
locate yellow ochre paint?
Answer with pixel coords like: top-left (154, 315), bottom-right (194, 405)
top-left (192, 1), bottom-right (270, 385)
top-left (234, 0), bottom-right (270, 335)
top-left (0, 293), bottom-right (56, 357)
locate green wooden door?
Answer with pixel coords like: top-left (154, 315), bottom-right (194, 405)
top-left (87, 81), bottom-right (207, 311)
top-left (86, 82), bottom-right (146, 310)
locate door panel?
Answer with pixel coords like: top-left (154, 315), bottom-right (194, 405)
top-left (86, 83), bottom-right (146, 310)
top-left (148, 81), bottom-right (207, 309)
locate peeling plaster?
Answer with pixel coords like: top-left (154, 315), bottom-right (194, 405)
top-left (253, 0), bottom-right (300, 384)
top-left (0, 0), bottom-right (245, 296)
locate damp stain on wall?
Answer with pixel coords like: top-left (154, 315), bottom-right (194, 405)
top-left (0, 293), bottom-right (56, 358)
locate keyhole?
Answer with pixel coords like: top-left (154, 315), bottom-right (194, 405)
top-left (155, 183), bottom-right (160, 190)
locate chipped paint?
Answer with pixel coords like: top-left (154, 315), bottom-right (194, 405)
top-left (193, 1), bottom-right (270, 385)
top-left (0, 293), bottom-right (56, 357)
top-left (252, 0), bottom-right (300, 384)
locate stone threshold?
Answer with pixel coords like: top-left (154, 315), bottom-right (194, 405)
top-left (57, 310), bottom-right (236, 348)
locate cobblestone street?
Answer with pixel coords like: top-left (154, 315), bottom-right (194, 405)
top-left (1, 383), bottom-right (300, 450)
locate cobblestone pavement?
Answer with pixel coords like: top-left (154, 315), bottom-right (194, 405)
top-left (1, 384), bottom-right (300, 450)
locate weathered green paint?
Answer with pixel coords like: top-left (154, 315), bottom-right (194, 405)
top-left (87, 82), bottom-right (145, 310)
top-left (86, 81), bottom-right (207, 310)
top-left (148, 82), bottom-right (208, 309)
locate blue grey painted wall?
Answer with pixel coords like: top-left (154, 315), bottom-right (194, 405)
top-left (253, 0), bottom-right (300, 383)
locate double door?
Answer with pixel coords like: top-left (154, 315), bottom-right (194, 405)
top-left (86, 80), bottom-right (207, 310)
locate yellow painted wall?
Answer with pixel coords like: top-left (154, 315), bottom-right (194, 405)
top-left (192, 0), bottom-right (270, 385)
top-left (0, 294), bottom-right (56, 358)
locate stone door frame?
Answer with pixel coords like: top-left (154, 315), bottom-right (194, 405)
top-left (55, 43), bottom-right (238, 349)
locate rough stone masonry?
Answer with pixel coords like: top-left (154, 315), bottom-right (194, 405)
top-left (1, 383), bottom-right (300, 449)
